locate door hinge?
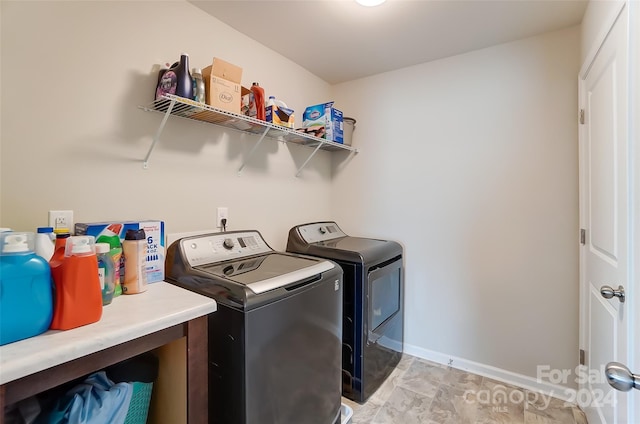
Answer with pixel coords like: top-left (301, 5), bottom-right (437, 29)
top-left (580, 349), bottom-right (586, 366)
top-left (579, 109), bottom-right (585, 125)
top-left (580, 228), bottom-right (586, 245)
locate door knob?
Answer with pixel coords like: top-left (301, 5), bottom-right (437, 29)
top-left (606, 362), bottom-right (640, 392)
top-left (600, 285), bottom-right (625, 303)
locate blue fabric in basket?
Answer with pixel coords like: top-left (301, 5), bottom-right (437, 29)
top-left (41, 371), bottom-right (133, 424)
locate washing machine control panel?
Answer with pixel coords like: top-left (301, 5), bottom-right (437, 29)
top-left (296, 222), bottom-right (346, 244)
top-left (180, 231), bottom-right (272, 267)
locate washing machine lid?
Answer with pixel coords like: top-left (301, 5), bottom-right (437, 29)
top-left (288, 222), bottom-right (403, 264)
top-left (314, 236), bottom-right (387, 252)
top-left (196, 252), bottom-right (334, 294)
top-left (291, 221), bottom-right (388, 252)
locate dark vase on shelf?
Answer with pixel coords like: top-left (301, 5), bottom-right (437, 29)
top-left (175, 53), bottom-right (193, 100)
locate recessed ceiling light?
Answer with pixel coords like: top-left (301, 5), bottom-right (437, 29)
top-left (355, 0), bottom-right (386, 6)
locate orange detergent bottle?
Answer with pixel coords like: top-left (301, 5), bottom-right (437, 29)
top-left (50, 235), bottom-right (103, 330)
top-left (251, 82), bottom-right (266, 121)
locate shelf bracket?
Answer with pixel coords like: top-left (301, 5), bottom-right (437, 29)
top-left (295, 142), bottom-right (324, 177)
top-left (143, 98), bottom-right (176, 169)
top-left (238, 126), bottom-right (270, 175)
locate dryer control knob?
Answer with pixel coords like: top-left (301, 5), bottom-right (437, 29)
top-left (319, 226), bottom-right (327, 234)
top-left (223, 238), bottom-right (235, 249)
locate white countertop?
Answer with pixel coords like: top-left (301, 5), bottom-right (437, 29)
top-left (0, 282), bottom-right (217, 385)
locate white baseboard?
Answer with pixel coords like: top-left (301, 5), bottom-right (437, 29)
top-left (403, 343), bottom-right (576, 403)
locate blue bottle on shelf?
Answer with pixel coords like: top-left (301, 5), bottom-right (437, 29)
top-left (0, 232), bottom-right (53, 345)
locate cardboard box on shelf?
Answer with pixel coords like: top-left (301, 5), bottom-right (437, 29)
top-left (201, 58), bottom-right (243, 114)
top-left (266, 104), bottom-right (295, 128)
top-left (302, 102), bottom-right (343, 143)
top-left (74, 220), bottom-right (165, 284)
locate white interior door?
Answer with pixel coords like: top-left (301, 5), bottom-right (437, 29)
top-left (579, 4), bottom-right (631, 424)
top-left (631, 1), bottom-right (640, 422)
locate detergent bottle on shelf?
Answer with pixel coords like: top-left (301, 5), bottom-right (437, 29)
top-left (266, 96), bottom-right (295, 128)
top-left (96, 242), bottom-right (116, 306)
top-left (35, 226), bottom-right (55, 261)
top-left (50, 227), bottom-right (71, 264)
top-left (175, 53), bottom-right (193, 100)
top-left (251, 82), bottom-right (266, 121)
top-left (192, 68), bottom-right (205, 103)
top-left (0, 232), bottom-right (53, 345)
top-left (122, 229), bottom-right (147, 294)
top-left (156, 62), bottom-right (177, 101)
top-left (96, 223), bottom-right (124, 297)
top-left (50, 236), bottom-right (103, 330)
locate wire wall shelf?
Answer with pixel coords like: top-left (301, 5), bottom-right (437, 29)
top-left (139, 94), bottom-right (358, 176)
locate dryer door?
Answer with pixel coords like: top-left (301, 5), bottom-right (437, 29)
top-left (366, 256), bottom-right (403, 348)
top-left (362, 255), bottom-right (404, 402)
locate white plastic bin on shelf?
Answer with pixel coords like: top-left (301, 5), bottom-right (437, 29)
top-left (341, 403), bottom-right (353, 424)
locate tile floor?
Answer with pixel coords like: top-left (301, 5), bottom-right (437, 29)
top-left (342, 354), bottom-right (588, 424)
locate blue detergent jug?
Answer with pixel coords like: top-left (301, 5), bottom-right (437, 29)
top-left (0, 232), bottom-right (54, 345)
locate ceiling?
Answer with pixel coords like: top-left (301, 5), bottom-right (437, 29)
top-left (191, 0), bottom-right (588, 85)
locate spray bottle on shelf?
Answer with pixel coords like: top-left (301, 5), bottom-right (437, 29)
top-left (96, 223), bottom-right (123, 297)
top-left (96, 242), bottom-right (116, 306)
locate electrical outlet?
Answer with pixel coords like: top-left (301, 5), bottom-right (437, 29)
top-left (217, 207), bottom-right (228, 229)
top-left (48, 210), bottom-right (74, 230)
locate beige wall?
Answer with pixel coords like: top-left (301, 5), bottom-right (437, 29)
top-left (330, 26), bottom-right (581, 386)
top-left (0, 0), bottom-right (333, 250)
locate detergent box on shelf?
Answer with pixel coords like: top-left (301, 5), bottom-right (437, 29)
top-left (74, 220), bottom-right (165, 283)
top-left (302, 101), bottom-right (343, 143)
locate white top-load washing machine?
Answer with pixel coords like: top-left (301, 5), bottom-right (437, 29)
top-left (166, 230), bottom-right (343, 424)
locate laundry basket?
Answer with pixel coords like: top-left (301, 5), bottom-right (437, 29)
top-left (341, 403), bottom-right (353, 424)
top-left (342, 117), bottom-right (356, 146)
top-left (123, 381), bottom-right (154, 424)
top-left (106, 352), bottom-right (159, 424)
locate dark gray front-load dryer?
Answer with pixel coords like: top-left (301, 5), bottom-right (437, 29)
top-left (287, 222), bottom-right (404, 404)
top-left (166, 230), bottom-right (343, 424)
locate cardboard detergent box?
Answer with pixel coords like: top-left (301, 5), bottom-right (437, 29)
top-left (74, 220), bottom-right (165, 283)
top-left (302, 101), bottom-right (343, 143)
top-left (266, 104), bottom-right (295, 128)
top-left (202, 58), bottom-right (243, 113)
